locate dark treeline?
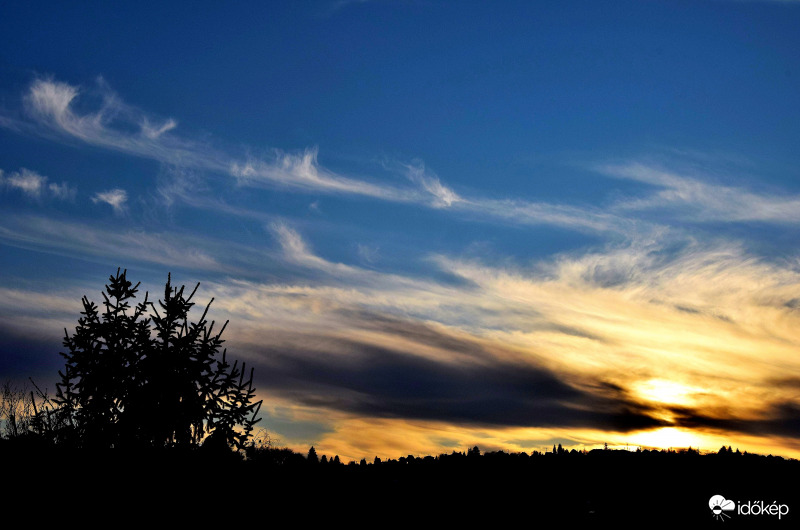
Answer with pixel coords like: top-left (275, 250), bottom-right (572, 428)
top-left (250, 444), bottom-right (798, 526)
top-left (2, 432), bottom-right (798, 526)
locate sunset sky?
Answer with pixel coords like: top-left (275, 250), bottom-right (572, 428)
top-left (2, 1), bottom-right (800, 462)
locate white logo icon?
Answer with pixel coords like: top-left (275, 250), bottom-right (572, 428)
top-left (709, 495), bottom-right (736, 521)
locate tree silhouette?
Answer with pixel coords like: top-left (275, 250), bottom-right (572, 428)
top-left (54, 269), bottom-right (261, 451)
top-left (1, 381), bottom-right (35, 439)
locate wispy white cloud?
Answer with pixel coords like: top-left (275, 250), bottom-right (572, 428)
top-left (47, 181), bottom-right (75, 200)
top-left (1, 168), bottom-right (76, 201)
top-left (231, 147), bottom-right (409, 200)
top-left (234, 152), bottom-right (634, 234)
top-left (0, 212), bottom-right (240, 277)
top-left (15, 79), bottom-right (415, 203)
top-left (92, 188), bottom-right (128, 213)
top-left (459, 197), bottom-right (634, 234)
top-left (140, 117), bottom-right (177, 139)
top-left (9, 77), bottom-right (800, 244)
top-left (3, 168), bottom-right (45, 197)
top-left (17, 77), bottom-right (228, 172)
top-left (357, 243), bottom-right (379, 265)
top-left (269, 221), bottom-right (382, 280)
top-left (404, 160), bottom-right (461, 208)
top-left (601, 162), bottom-right (800, 224)
top-left (3, 78), bottom-right (634, 235)
top-left (26, 79), bottom-right (79, 127)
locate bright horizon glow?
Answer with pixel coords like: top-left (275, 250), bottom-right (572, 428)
top-left (632, 379), bottom-right (704, 407)
top-left (628, 428), bottom-right (707, 452)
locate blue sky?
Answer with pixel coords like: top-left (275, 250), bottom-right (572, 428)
top-left (2, 1), bottom-right (800, 460)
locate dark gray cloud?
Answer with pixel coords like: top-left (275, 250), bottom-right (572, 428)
top-left (670, 402), bottom-right (800, 439)
top-left (248, 319), bottom-right (669, 433)
top-left (0, 328), bottom-right (63, 383)
top-left (334, 309), bottom-right (496, 361)
top-left (769, 377), bottom-right (800, 390)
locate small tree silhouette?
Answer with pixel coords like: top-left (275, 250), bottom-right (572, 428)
top-left (1, 381), bottom-right (35, 439)
top-left (54, 269), bottom-right (261, 451)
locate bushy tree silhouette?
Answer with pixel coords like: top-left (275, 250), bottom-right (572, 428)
top-left (54, 269), bottom-right (261, 451)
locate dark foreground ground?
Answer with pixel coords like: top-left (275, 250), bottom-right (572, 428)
top-left (3, 444), bottom-right (798, 527)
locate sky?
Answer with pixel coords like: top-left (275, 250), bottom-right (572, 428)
top-left (2, 0), bottom-right (800, 461)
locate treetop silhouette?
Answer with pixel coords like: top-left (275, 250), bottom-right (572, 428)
top-left (54, 269), bottom-right (261, 451)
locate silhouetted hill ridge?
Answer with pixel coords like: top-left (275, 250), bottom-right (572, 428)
top-left (4, 442), bottom-right (796, 526)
